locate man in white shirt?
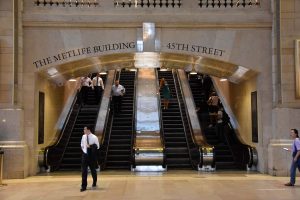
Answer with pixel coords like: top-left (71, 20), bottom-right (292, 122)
top-left (80, 126), bottom-right (100, 192)
top-left (80, 76), bottom-right (93, 105)
top-left (92, 73), bottom-right (105, 104)
top-left (111, 80), bottom-right (125, 114)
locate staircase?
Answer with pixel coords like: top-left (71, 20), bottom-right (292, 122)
top-left (59, 75), bottom-right (106, 171)
top-left (158, 70), bottom-right (192, 169)
top-left (188, 74), bottom-right (237, 169)
top-left (105, 71), bottom-right (136, 169)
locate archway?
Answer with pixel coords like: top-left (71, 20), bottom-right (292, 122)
top-left (37, 52), bottom-right (257, 85)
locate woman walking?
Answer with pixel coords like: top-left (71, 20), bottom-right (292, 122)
top-left (159, 78), bottom-right (171, 110)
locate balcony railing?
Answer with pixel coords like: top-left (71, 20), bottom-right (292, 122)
top-left (114, 0), bottom-right (182, 8)
top-left (33, 0), bottom-right (260, 8)
top-left (198, 0), bottom-right (260, 8)
top-left (34, 0), bottom-right (100, 7)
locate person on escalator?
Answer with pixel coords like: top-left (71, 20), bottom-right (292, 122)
top-left (92, 73), bottom-right (105, 104)
top-left (80, 126), bottom-right (100, 192)
top-left (216, 107), bottom-right (224, 144)
top-left (80, 76), bottom-right (93, 105)
top-left (159, 78), bottom-right (171, 110)
top-left (111, 80), bottom-right (125, 114)
top-left (207, 92), bottom-right (219, 127)
top-left (284, 129), bottom-right (300, 186)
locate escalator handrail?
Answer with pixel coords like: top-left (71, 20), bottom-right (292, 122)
top-left (175, 71), bottom-right (204, 148)
top-left (156, 70), bottom-right (167, 167)
top-left (171, 70), bottom-right (196, 169)
top-left (100, 71), bottom-right (118, 169)
top-left (131, 70), bottom-right (137, 167)
top-left (44, 90), bottom-right (81, 168)
top-left (184, 73), bottom-right (214, 148)
top-left (223, 121), bottom-right (255, 168)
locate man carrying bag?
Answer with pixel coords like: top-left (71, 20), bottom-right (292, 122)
top-left (80, 126), bottom-right (100, 192)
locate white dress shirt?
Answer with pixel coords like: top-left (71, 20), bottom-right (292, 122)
top-left (92, 77), bottom-right (105, 90)
top-left (81, 77), bottom-right (92, 87)
top-left (111, 84), bottom-right (125, 96)
top-left (81, 133), bottom-right (100, 154)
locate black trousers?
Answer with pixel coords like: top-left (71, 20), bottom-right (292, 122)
top-left (81, 153), bottom-right (97, 189)
top-left (112, 95), bottom-right (122, 113)
top-left (94, 86), bottom-right (102, 104)
top-left (81, 86), bottom-right (89, 104)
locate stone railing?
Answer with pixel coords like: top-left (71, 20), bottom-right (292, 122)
top-left (34, 0), bottom-right (100, 7)
top-left (198, 0), bottom-right (260, 8)
top-left (33, 0), bottom-right (260, 8)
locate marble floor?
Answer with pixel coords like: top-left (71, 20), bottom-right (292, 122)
top-left (0, 171), bottom-right (299, 200)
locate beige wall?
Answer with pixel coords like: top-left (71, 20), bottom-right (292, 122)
top-left (280, 0), bottom-right (300, 105)
top-left (36, 74), bottom-right (65, 148)
top-left (229, 77), bottom-right (257, 144)
top-left (0, 0), bottom-right (13, 105)
top-left (213, 76), bottom-right (257, 145)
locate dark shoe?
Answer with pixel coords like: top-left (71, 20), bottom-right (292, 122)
top-left (92, 184), bottom-right (97, 189)
top-left (80, 188), bottom-right (86, 192)
top-left (284, 182), bottom-right (294, 186)
top-left (92, 183), bottom-right (97, 187)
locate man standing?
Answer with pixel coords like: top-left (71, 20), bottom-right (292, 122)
top-left (92, 73), bottom-right (105, 104)
top-left (111, 80), bottom-right (125, 114)
top-left (80, 126), bottom-right (100, 192)
top-left (80, 76), bottom-right (93, 105)
top-left (284, 129), bottom-right (300, 186)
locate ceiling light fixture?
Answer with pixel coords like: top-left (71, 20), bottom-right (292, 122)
top-left (189, 64), bottom-right (197, 75)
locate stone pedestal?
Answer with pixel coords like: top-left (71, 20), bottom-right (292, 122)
top-left (268, 139), bottom-right (292, 176)
top-left (0, 141), bottom-right (29, 179)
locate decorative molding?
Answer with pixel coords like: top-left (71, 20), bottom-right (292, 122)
top-left (23, 21), bottom-right (272, 29)
top-left (0, 141), bottom-right (28, 148)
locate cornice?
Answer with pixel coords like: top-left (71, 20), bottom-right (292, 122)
top-left (23, 21), bottom-right (272, 29)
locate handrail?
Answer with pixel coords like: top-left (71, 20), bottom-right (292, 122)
top-left (179, 71), bottom-right (216, 170)
top-left (130, 70), bottom-right (137, 168)
top-left (100, 71), bottom-right (118, 169)
top-left (45, 91), bottom-right (81, 169)
top-left (223, 121), bottom-right (256, 169)
top-left (175, 70), bottom-right (202, 165)
top-left (172, 70), bottom-right (197, 169)
top-left (156, 69), bottom-right (166, 167)
top-left (176, 70), bottom-right (202, 147)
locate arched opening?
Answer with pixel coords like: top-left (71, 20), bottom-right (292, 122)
top-left (37, 52), bottom-right (257, 85)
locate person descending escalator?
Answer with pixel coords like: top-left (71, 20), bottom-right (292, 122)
top-left (159, 78), bottom-right (171, 110)
top-left (207, 91), bottom-right (220, 127)
top-left (92, 73), bottom-right (105, 104)
top-left (80, 76), bottom-right (93, 105)
top-left (111, 80), bottom-right (125, 114)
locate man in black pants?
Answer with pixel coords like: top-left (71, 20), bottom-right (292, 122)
top-left (111, 80), bottom-right (125, 114)
top-left (92, 73), bottom-right (105, 104)
top-left (80, 126), bottom-right (100, 192)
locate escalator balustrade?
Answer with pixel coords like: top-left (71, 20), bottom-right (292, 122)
top-left (104, 71), bottom-right (136, 169)
top-left (46, 75), bottom-right (106, 171)
top-left (188, 74), bottom-right (249, 170)
top-left (158, 70), bottom-right (192, 169)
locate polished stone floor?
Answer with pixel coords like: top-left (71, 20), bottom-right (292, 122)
top-left (0, 171), bottom-right (299, 200)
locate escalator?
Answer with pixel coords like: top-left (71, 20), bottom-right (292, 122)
top-left (157, 70), bottom-right (192, 169)
top-left (188, 74), bottom-right (253, 170)
top-left (104, 71), bottom-right (136, 169)
top-left (45, 75), bottom-right (106, 171)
